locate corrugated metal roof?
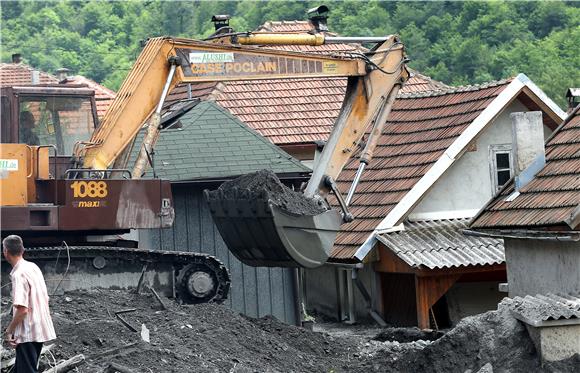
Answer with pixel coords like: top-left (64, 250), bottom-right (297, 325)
top-left (471, 105), bottom-right (580, 230)
top-left (507, 293), bottom-right (580, 326)
top-left (330, 80), bottom-right (512, 260)
top-left (374, 219), bottom-right (505, 269)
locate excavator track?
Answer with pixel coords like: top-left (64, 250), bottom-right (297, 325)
top-left (1, 246), bottom-right (230, 304)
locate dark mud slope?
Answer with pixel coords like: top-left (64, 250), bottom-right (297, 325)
top-left (210, 169), bottom-right (327, 215)
top-left (355, 302), bottom-right (577, 373)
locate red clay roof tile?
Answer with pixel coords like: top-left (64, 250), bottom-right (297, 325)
top-left (167, 20), bottom-right (449, 145)
top-left (471, 106), bottom-right (580, 230)
top-left (0, 63), bottom-right (116, 118)
top-left (330, 80), bottom-right (513, 260)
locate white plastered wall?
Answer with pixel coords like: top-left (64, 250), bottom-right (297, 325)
top-left (410, 100), bottom-right (552, 218)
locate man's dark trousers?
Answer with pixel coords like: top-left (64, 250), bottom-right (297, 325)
top-left (14, 342), bottom-right (43, 373)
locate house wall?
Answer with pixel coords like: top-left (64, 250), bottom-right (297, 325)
top-left (504, 238), bottom-right (580, 297)
top-left (411, 100), bottom-right (552, 217)
top-left (446, 281), bottom-right (505, 325)
top-left (304, 264), bottom-right (378, 323)
top-left (139, 185), bottom-right (298, 325)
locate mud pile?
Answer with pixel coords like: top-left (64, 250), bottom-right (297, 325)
top-left (2, 289), bottom-right (360, 373)
top-left (2, 290), bottom-right (577, 372)
top-left (210, 169), bottom-right (327, 215)
top-left (355, 302), bottom-right (577, 373)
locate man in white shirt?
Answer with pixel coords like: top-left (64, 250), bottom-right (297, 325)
top-left (3, 235), bottom-right (56, 373)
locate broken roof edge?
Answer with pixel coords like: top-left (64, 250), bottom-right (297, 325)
top-left (353, 74), bottom-right (566, 262)
top-left (463, 228), bottom-right (580, 242)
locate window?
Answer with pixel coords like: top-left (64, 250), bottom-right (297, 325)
top-left (18, 95), bottom-right (95, 155)
top-left (489, 144), bottom-right (513, 193)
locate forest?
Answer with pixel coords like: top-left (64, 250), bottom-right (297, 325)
top-left (1, 0), bottom-right (579, 107)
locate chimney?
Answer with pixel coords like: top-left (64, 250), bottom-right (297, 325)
top-left (55, 68), bottom-right (70, 83)
top-left (11, 53), bottom-right (22, 64)
top-left (31, 70), bottom-right (40, 85)
top-left (307, 5), bottom-right (329, 32)
top-left (211, 14), bottom-right (230, 31)
top-left (511, 111), bottom-right (545, 193)
top-left (566, 88), bottom-right (579, 111)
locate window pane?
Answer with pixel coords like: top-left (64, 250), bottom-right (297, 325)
top-left (19, 96), bottom-right (95, 155)
top-left (496, 153), bottom-right (510, 169)
top-left (497, 170), bottom-right (511, 186)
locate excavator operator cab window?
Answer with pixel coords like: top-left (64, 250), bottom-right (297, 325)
top-left (18, 95), bottom-right (95, 155)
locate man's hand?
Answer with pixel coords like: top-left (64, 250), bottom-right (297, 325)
top-left (4, 335), bottom-right (16, 348)
top-left (3, 331), bottom-right (16, 348)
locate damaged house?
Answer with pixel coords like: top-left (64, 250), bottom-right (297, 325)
top-left (167, 18), bottom-right (567, 328)
top-left (309, 74), bottom-right (565, 328)
top-left (468, 100), bottom-right (580, 362)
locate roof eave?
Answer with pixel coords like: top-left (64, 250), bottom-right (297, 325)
top-left (353, 74), bottom-right (565, 262)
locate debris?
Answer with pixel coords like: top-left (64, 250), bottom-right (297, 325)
top-left (115, 309), bottom-right (137, 315)
top-left (476, 363), bottom-right (493, 373)
top-left (41, 353), bottom-right (85, 373)
top-left (4, 289), bottom-right (576, 373)
top-left (134, 264), bottom-right (148, 294)
top-left (88, 342), bottom-right (141, 360)
top-left (115, 313), bottom-right (138, 333)
top-left (146, 286), bottom-right (167, 310)
top-left (105, 362), bottom-right (138, 373)
top-left (140, 324), bottom-right (150, 343)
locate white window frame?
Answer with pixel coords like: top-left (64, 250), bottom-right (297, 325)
top-left (489, 144), bottom-right (514, 194)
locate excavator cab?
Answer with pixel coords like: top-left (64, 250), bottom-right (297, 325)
top-left (1, 85), bottom-right (97, 177)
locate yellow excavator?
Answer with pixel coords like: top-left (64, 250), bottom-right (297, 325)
top-left (1, 19), bottom-right (408, 301)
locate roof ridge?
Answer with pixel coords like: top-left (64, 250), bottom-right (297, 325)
top-left (398, 77), bottom-right (514, 99)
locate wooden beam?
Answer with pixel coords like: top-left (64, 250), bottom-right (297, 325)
top-left (415, 274), bottom-right (460, 330)
top-left (374, 245), bottom-right (417, 274)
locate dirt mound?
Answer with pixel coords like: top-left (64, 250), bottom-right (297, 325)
top-left (373, 327), bottom-right (443, 343)
top-left (2, 289), bottom-right (357, 373)
top-left (211, 169), bottom-right (327, 215)
top-left (354, 303), bottom-right (576, 373)
top-left (3, 289), bottom-right (577, 373)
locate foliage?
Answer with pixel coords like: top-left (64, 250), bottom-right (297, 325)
top-left (1, 0), bottom-right (578, 106)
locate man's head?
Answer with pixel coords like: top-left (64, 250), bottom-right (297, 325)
top-left (20, 111), bottom-right (35, 130)
top-left (2, 235), bottom-right (25, 266)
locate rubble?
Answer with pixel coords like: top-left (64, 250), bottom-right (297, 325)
top-left (1, 289), bottom-right (577, 372)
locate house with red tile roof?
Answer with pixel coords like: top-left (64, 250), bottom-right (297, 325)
top-left (0, 57), bottom-right (115, 118)
top-left (468, 104), bottom-right (580, 363)
top-left (166, 20), bottom-right (567, 328)
top-left (308, 74), bottom-right (566, 328)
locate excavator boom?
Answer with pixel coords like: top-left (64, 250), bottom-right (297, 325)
top-left (75, 32), bottom-right (408, 268)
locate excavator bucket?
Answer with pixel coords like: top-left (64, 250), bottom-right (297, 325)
top-left (204, 188), bottom-right (342, 268)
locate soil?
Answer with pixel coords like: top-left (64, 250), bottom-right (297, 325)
top-left (373, 327), bottom-right (444, 343)
top-left (211, 170), bottom-right (327, 215)
top-left (354, 302), bottom-right (575, 373)
top-left (1, 290), bottom-right (577, 373)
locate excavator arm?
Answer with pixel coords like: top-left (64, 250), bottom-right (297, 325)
top-left (76, 32), bottom-right (408, 268)
top-left (78, 34), bottom-right (407, 185)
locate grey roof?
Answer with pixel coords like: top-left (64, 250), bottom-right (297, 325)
top-left (131, 100), bottom-right (310, 182)
top-left (376, 219), bottom-right (505, 270)
top-left (507, 293), bottom-right (580, 327)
